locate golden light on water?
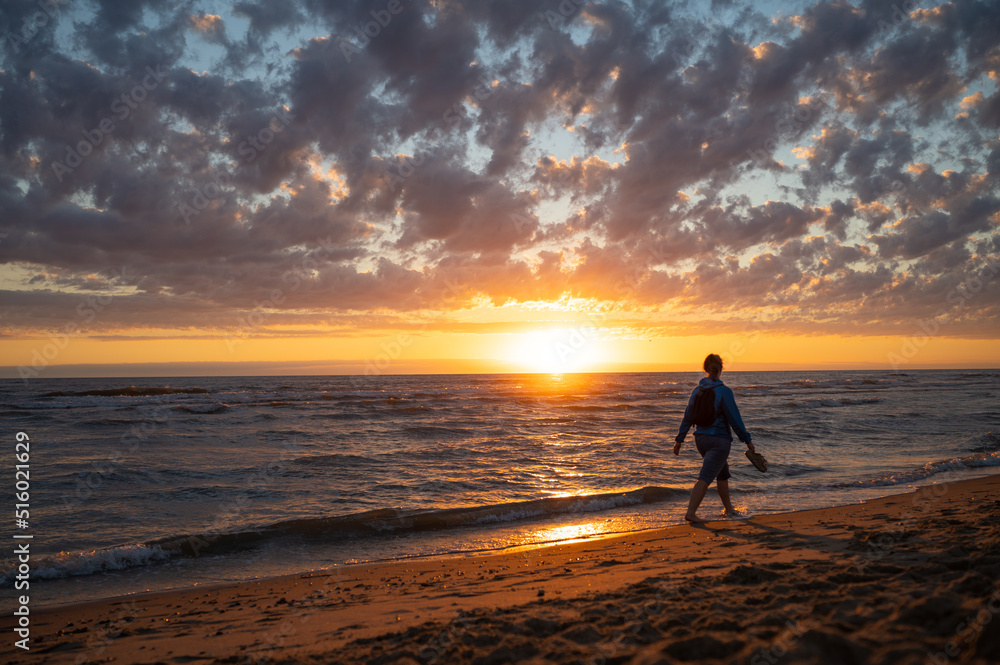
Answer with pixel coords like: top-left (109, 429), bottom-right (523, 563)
top-left (522, 521), bottom-right (605, 546)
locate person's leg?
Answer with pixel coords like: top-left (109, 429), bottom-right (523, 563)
top-left (685, 479), bottom-right (709, 523)
top-left (716, 454), bottom-right (734, 513)
top-left (689, 434), bottom-right (726, 523)
top-left (717, 478), bottom-right (736, 514)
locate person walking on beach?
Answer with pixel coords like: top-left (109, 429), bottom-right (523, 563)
top-left (673, 354), bottom-right (754, 523)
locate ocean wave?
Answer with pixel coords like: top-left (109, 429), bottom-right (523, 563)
top-left (747, 427), bottom-right (788, 439)
top-left (79, 417), bottom-right (145, 427)
top-left (0, 409), bottom-right (40, 417)
top-left (838, 451), bottom-right (1000, 488)
top-left (319, 393), bottom-right (371, 401)
top-left (289, 452), bottom-right (378, 467)
top-left (786, 397), bottom-right (883, 408)
top-left (786, 379), bottom-right (883, 389)
top-left (537, 416), bottom-right (581, 424)
top-left (20, 486), bottom-right (687, 575)
top-left (253, 400), bottom-right (299, 408)
top-left (1, 544), bottom-right (171, 585)
top-left (44, 386), bottom-right (211, 398)
top-left (311, 411), bottom-right (368, 420)
top-left (173, 402), bottom-right (230, 414)
top-left (967, 431), bottom-right (1000, 452)
top-left (403, 425), bottom-right (470, 438)
top-left (754, 377), bottom-right (928, 392)
top-left (0, 486), bottom-right (686, 583)
top-left (411, 391), bottom-right (455, 400)
top-left (769, 462), bottom-right (826, 477)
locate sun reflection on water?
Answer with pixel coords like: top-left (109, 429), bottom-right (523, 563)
top-left (517, 521), bottom-right (606, 547)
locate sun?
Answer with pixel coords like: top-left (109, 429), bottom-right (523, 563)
top-left (508, 327), bottom-right (605, 373)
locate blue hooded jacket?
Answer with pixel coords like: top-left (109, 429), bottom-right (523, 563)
top-left (675, 377), bottom-right (752, 444)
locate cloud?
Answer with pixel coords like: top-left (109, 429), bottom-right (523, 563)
top-left (0, 0), bottom-right (997, 341)
top-left (189, 13), bottom-right (226, 40)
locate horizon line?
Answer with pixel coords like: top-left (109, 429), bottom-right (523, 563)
top-left (1, 359), bottom-right (995, 380)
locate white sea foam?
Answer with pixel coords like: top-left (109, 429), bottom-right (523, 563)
top-left (2, 544), bottom-right (171, 585)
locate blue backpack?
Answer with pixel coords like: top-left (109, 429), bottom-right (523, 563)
top-left (692, 387), bottom-right (717, 426)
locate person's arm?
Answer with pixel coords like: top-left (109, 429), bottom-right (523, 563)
top-left (674, 388), bottom-right (697, 454)
top-left (720, 387), bottom-right (754, 450)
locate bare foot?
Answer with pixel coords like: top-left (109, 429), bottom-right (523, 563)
top-left (684, 514), bottom-right (704, 524)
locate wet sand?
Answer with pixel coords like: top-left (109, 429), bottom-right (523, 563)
top-left (6, 474), bottom-right (1000, 665)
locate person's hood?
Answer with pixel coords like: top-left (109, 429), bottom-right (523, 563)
top-left (698, 377), bottom-right (723, 390)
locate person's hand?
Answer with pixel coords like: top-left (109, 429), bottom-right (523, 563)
top-left (746, 440), bottom-right (755, 453)
top-left (673, 440), bottom-right (683, 456)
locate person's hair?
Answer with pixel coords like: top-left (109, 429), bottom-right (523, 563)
top-left (703, 354), bottom-right (723, 373)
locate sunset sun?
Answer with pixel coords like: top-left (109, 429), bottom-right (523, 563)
top-left (509, 327), bottom-right (606, 374)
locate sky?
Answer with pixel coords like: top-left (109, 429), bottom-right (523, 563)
top-left (1, 0), bottom-right (999, 378)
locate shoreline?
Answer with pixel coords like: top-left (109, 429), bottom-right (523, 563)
top-left (6, 473), bottom-right (1000, 664)
top-left (27, 473), bottom-right (992, 611)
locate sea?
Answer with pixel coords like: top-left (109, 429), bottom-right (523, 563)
top-left (2, 369), bottom-right (998, 607)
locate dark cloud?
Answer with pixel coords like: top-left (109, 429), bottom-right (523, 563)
top-left (0, 0), bottom-right (997, 339)
top-left (233, 0), bottom-right (304, 37)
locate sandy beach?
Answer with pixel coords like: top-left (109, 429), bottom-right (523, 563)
top-left (7, 474), bottom-right (1000, 665)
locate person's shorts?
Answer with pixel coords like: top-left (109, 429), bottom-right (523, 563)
top-left (694, 433), bottom-right (732, 483)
